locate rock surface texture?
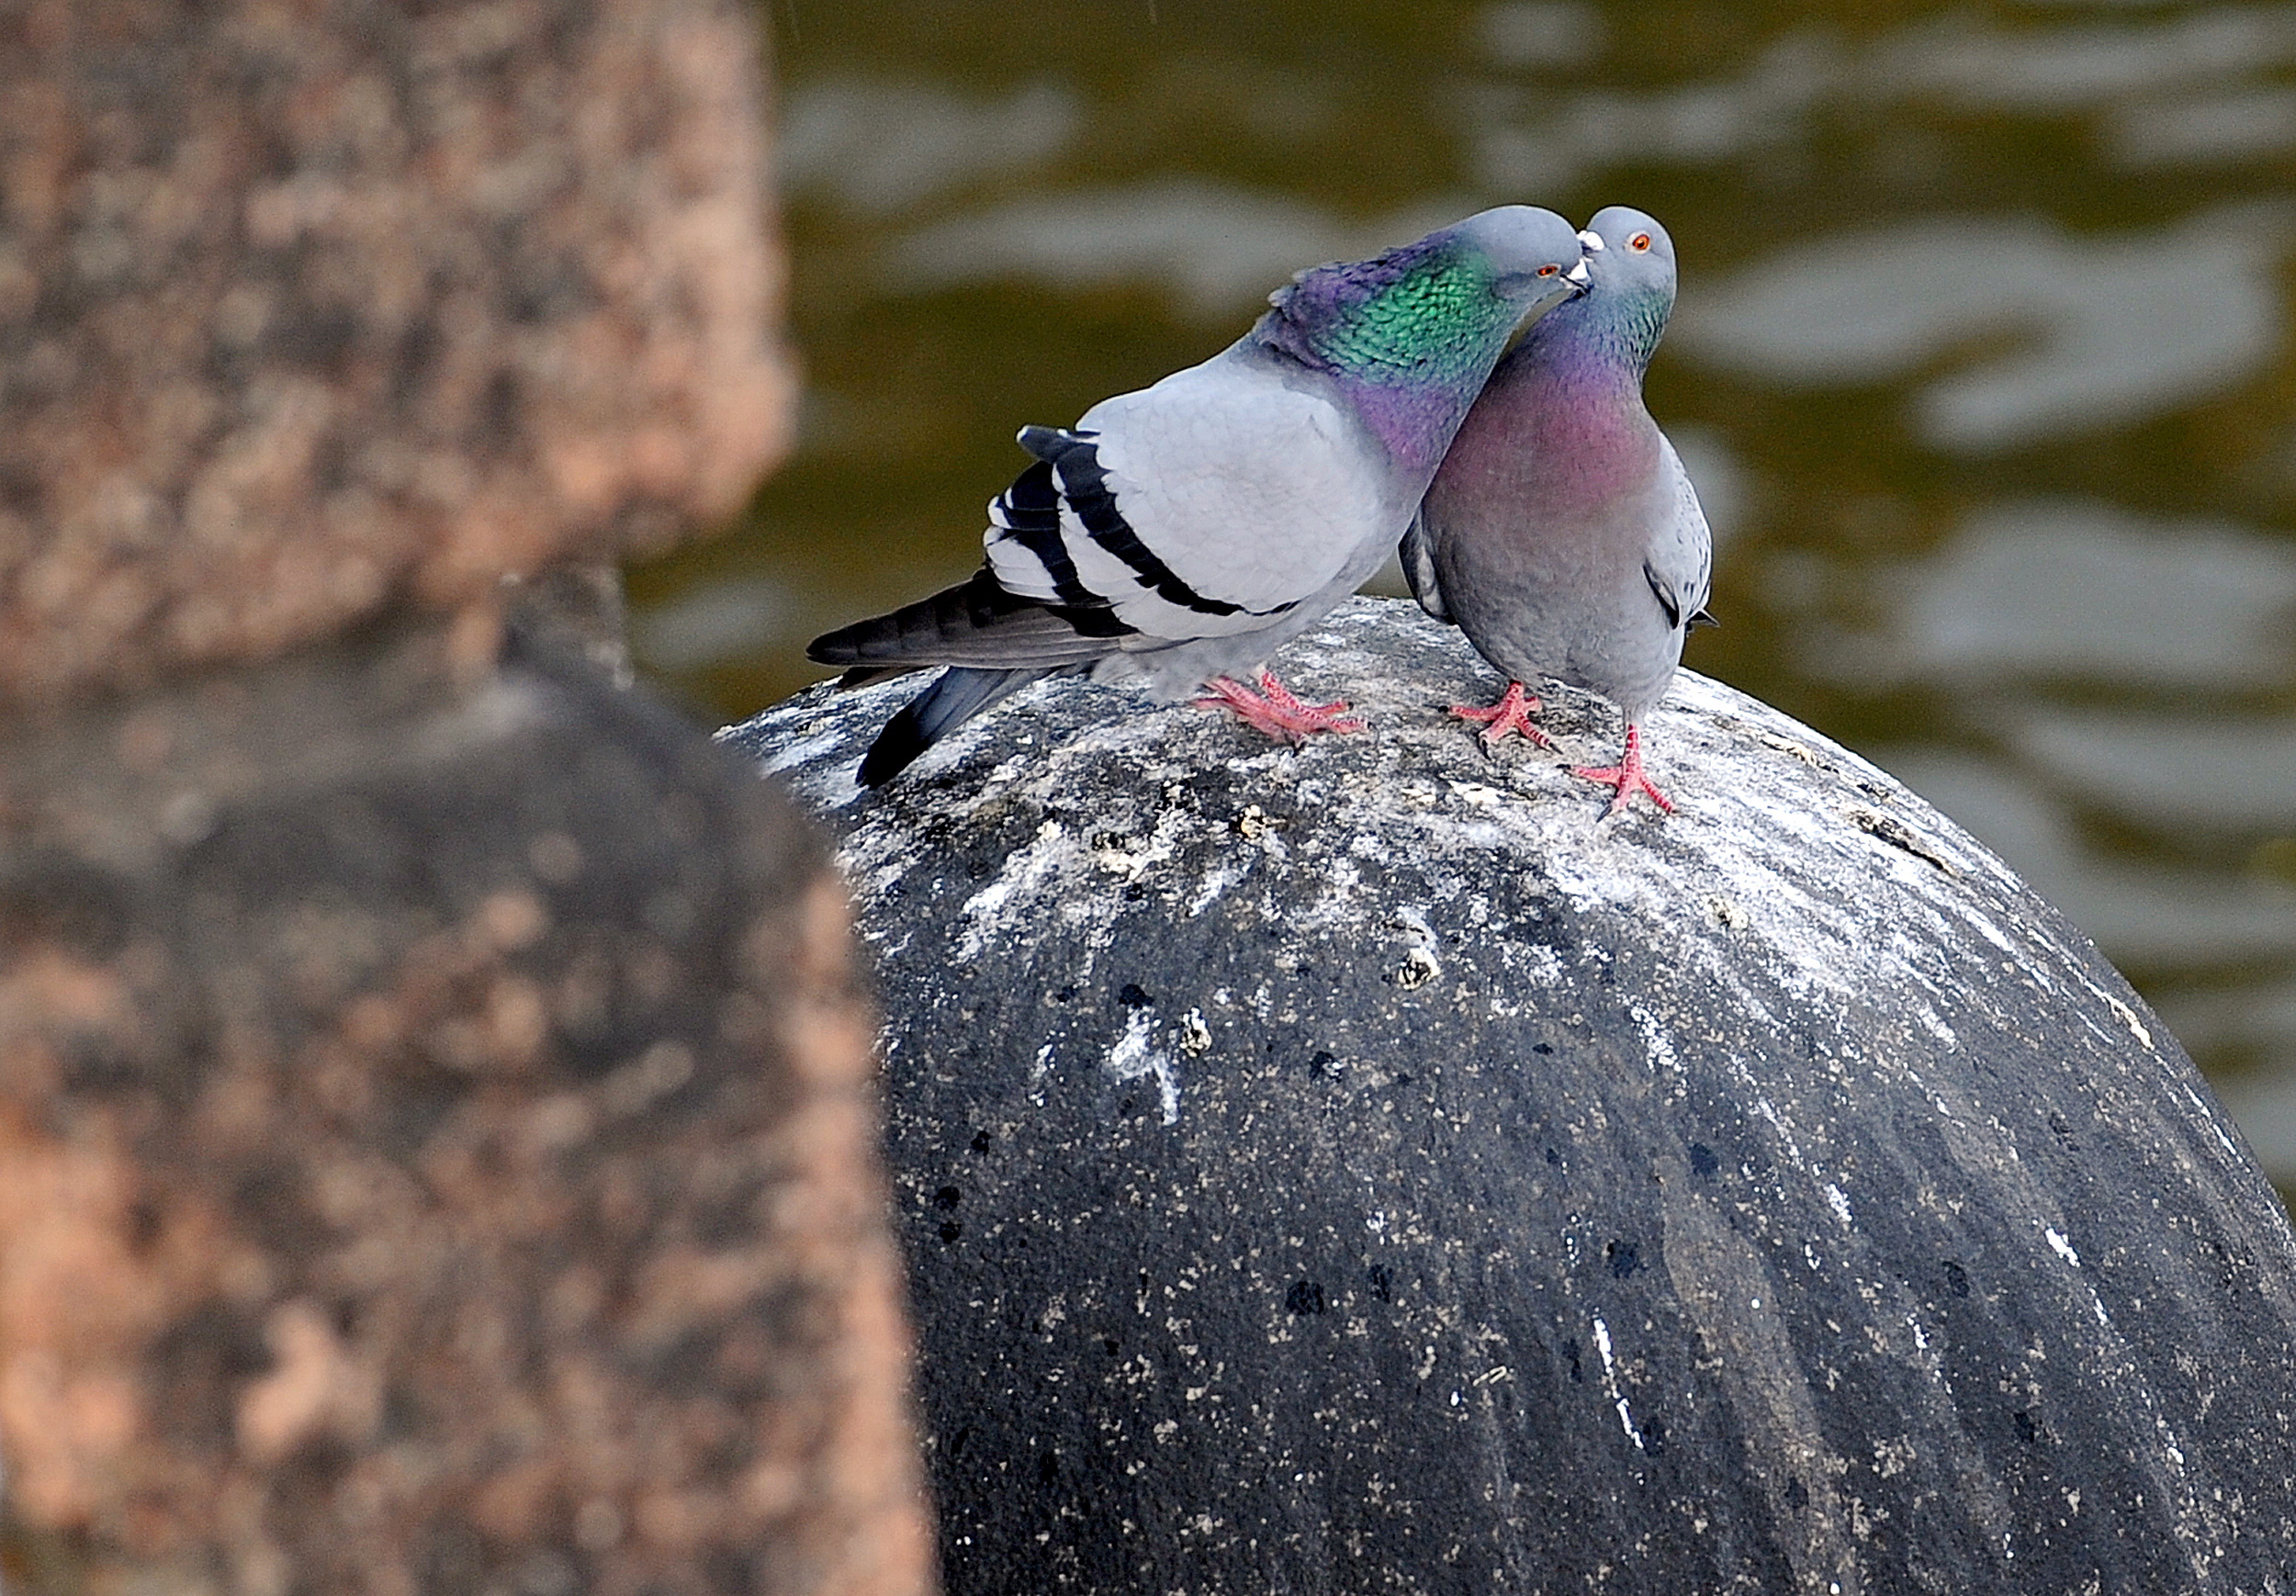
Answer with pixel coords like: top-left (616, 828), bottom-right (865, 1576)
top-left (0, 0), bottom-right (791, 710)
top-left (0, 2), bottom-right (931, 1591)
top-left (0, 622), bottom-right (933, 1595)
top-left (732, 596), bottom-right (2296, 1596)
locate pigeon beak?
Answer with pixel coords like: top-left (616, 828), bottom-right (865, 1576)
top-left (1576, 230), bottom-right (1606, 252)
top-left (1563, 259), bottom-right (1591, 287)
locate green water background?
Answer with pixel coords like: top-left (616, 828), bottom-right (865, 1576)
top-left (628, 0), bottom-right (2296, 1185)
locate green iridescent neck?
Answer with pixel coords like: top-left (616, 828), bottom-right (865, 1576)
top-left (1520, 277), bottom-right (1671, 385)
top-left (1309, 255), bottom-right (1512, 385)
top-left (1254, 238), bottom-right (1532, 468)
top-left (1261, 243), bottom-right (1519, 389)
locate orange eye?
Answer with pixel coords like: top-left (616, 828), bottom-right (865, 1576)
top-left (1630, 233), bottom-right (1652, 252)
top-left (1536, 263), bottom-right (1559, 276)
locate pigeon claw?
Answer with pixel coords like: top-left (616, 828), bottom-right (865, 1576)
top-left (1195, 670), bottom-right (1367, 743)
top-left (1450, 681), bottom-right (1553, 747)
top-left (1570, 725), bottom-right (1676, 817)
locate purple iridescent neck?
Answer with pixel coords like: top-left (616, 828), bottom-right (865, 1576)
top-left (1345, 375), bottom-right (1491, 475)
top-left (1510, 329), bottom-right (1647, 420)
top-left (1451, 300), bottom-right (1669, 514)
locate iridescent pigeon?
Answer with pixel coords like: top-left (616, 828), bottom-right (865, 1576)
top-left (1404, 205), bottom-right (1716, 816)
top-left (808, 206), bottom-right (1588, 787)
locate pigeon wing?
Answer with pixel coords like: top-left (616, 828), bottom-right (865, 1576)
top-left (1644, 436), bottom-right (1714, 634)
top-left (985, 361), bottom-right (1390, 643)
top-left (1398, 514), bottom-right (1452, 623)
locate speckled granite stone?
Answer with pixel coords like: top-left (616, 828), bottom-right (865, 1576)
top-left (0, 3), bottom-right (930, 1590)
top-left (0, 619), bottom-right (933, 1596)
top-left (0, 0), bottom-right (791, 710)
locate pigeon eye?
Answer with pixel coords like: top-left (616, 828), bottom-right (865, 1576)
top-left (1536, 264), bottom-right (1559, 276)
top-left (1629, 233), bottom-right (1652, 252)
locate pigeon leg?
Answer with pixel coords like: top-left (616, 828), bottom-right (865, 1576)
top-left (1194, 670), bottom-right (1367, 742)
top-left (1450, 681), bottom-right (1554, 747)
top-left (1570, 723), bottom-right (1676, 816)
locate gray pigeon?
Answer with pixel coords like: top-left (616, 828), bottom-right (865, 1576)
top-left (1403, 205), bottom-right (1715, 815)
top-left (808, 205), bottom-right (1589, 787)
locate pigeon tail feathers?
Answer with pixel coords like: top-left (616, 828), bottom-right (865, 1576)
top-left (857, 666), bottom-right (1052, 787)
top-left (807, 568), bottom-right (1131, 675)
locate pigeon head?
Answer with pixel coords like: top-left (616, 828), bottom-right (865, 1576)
top-left (1260, 205), bottom-right (1584, 392)
top-left (1255, 206), bottom-right (1584, 469)
top-left (1450, 205), bottom-right (1597, 309)
top-left (1570, 206), bottom-right (1679, 374)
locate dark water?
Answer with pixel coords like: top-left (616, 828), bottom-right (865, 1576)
top-left (626, 0), bottom-right (2296, 1183)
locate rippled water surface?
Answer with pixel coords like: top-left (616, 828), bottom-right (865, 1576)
top-left (627, 0), bottom-right (2296, 1183)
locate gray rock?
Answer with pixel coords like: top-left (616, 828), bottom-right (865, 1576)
top-left (727, 596), bottom-right (2296, 1596)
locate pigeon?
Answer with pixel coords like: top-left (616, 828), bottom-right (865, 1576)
top-left (807, 205), bottom-right (1589, 787)
top-left (1403, 205), bottom-right (1716, 816)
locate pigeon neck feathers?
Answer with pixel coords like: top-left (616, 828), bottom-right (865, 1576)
top-left (1254, 237), bottom-right (1528, 472)
top-left (1438, 287), bottom-right (1671, 521)
top-left (1520, 275), bottom-right (1671, 391)
top-left (1259, 240), bottom-right (1507, 379)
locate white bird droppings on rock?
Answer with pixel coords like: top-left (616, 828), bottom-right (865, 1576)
top-left (725, 596), bottom-right (2296, 1594)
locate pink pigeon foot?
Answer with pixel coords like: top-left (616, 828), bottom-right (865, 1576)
top-left (1194, 670), bottom-right (1367, 743)
top-left (1450, 680), bottom-right (1554, 747)
top-left (1570, 723), bottom-right (1676, 816)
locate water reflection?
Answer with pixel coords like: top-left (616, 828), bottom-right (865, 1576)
top-left (1840, 501), bottom-right (2296, 688)
top-left (1874, 750), bottom-right (2296, 969)
top-left (886, 181), bottom-right (1475, 315)
top-left (780, 79), bottom-right (1080, 216)
top-left (2019, 713), bottom-right (2296, 831)
top-left (1468, 6), bottom-right (2296, 192)
top-left (1677, 215), bottom-right (2285, 450)
top-left (632, 0), bottom-right (2296, 1183)
top-left (2113, 85), bottom-right (2296, 166)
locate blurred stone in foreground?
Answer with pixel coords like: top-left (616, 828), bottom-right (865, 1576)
top-left (734, 597), bottom-right (2296, 1596)
top-left (0, 0), bottom-right (792, 711)
top-left (0, 620), bottom-right (930, 1595)
top-left (0, 2), bottom-right (930, 1591)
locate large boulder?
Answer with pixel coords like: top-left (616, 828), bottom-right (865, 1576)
top-left (731, 595), bottom-right (2296, 1596)
top-left (0, 619), bottom-right (934, 1596)
top-left (0, 4), bottom-right (932, 1591)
